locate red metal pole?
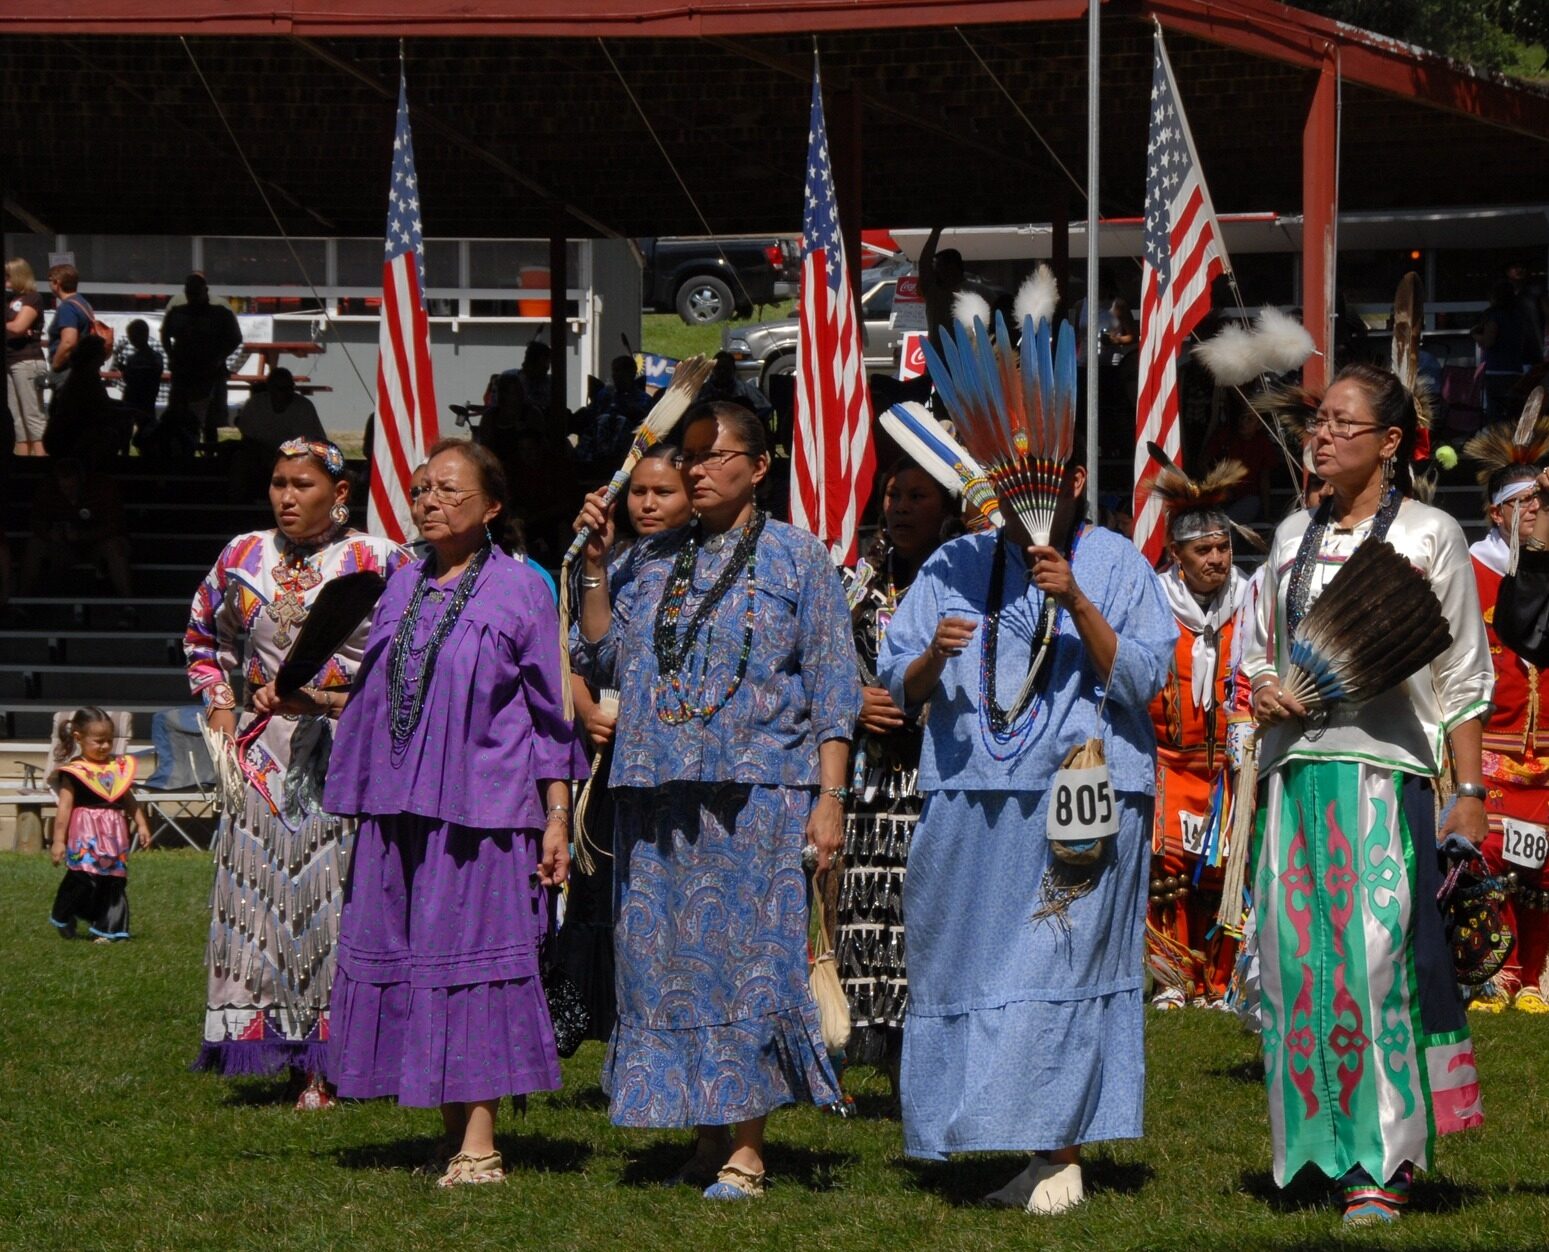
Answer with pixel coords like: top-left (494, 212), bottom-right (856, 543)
top-left (1302, 50), bottom-right (1337, 393)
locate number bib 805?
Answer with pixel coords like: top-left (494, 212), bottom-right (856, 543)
top-left (1048, 764), bottom-right (1120, 843)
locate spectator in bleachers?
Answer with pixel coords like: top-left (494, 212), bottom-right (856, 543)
top-left (115, 318), bottom-right (164, 447)
top-left (230, 368), bottom-right (327, 499)
top-left (43, 334), bottom-right (130, 465)
top-left (573, 354), bottom-right (655, 468)
top-left (492, 340), bottom-right (553, 423)
top-left (6, 258), bottom-right (49, 456)
top-left (45, 263), bottom-right (98, 382)
top-left (161, 273), bottom-right (242, 449)
top-left (696, 351), bottom-right (772, 421)
top-left (22, 458), bottom-right (134, 617)
top-left (1474, 279), bottom-right (1539, 421)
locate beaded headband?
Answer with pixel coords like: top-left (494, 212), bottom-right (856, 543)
top-left (278, 437), bottom-right (346, 480)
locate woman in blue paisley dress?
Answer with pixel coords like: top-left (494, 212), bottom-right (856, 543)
top-left (572, 400), bottom-right (860, 1201)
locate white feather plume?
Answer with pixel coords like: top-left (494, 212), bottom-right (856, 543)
top-left (953, 289), bottom-right (993, 330)
top-left (1254, 306), bottom-right (1317, 374)
top-left (1014, 265), bottom-right (1059, 328)
top-left (1194, 321), bottom-right (1258, 386)
top-left (1196, 306), bottom-right (1315, 386)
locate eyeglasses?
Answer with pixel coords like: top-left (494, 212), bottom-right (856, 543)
top-left (410, 485), bottom-right (482, 505)
top-left (672, 449), bottom-right (754, 471)
top-left (1305, 415), bottom-right (1390, 439)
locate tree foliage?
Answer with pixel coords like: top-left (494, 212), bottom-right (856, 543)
top-left (1297, 0), bottom-right (1548, 78)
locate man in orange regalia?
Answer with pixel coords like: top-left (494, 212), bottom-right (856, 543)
top-left (1465, 412), bottom-right (1549, 1012)
top-left (1143, 456), bottom-right (1251, 1009)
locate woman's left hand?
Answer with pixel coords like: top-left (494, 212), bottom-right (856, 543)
top-left (1440, 795), bottom-right (1489, 847)
top-left (806, 794), bottom-right (844, 873)
top-left (539, 819), bottom-right (571, 886)
top-left (1027, 545), bottom-right (1081, 607)
top-left (252, 682), bottom-right (322, 717)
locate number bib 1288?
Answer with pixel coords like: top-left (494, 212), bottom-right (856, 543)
top-left (1048, 764), bottom-right (1120, 843)
top-left (1501, 817), bottom-right (1549, 871)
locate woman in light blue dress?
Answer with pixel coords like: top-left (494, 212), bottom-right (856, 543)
top-left (878, 458), bottom-right (1175, 1214)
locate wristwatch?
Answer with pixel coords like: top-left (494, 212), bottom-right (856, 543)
top-left (1455, 782), bottom-right (1488, 801)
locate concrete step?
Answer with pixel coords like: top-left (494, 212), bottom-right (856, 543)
top-left (0, 631), bottom-right (186, 667)
top-left (0, 664), bottom-right (191, 703)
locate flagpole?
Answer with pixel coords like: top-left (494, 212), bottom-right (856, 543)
top-left (1085, 0), bottom-right (1100, 513)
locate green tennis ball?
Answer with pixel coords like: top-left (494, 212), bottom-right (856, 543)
top-left (1434, 445), bottom-right (1459, 470)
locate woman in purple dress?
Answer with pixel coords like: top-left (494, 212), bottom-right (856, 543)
top-left (325, 438), bottom-right (588, 1188)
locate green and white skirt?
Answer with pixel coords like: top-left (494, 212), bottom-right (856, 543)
top-left (1255, 759), bottom-right (1483, 1187)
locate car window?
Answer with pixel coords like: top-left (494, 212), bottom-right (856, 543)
top-left (861, 281), bottom-right (895, 319)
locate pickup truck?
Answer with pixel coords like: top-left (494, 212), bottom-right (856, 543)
top-left (639, 236), bottom-right (798, 325)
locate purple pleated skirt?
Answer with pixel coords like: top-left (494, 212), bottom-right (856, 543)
top-left (327, 814), bottom-right (561, 1107)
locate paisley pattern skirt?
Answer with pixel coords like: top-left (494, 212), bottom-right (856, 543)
top-left (604, 782), bottom-right (839, 1127)
top-left (1256, 760), bottom-right (1483, 1187)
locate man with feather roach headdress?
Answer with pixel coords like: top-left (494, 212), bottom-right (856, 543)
top-left (1138, 450), bottom-right (1251, 1010)
top-left (876, 273), bottom-right (1176, 1216)
top-left (1463, 390), bottom-right (1549, 1014)
top-left (1241, 274), bottom-right (1494, 1226)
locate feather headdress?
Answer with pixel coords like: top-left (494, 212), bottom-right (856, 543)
top-left (880, 401), bottom-right (1004, 530)
top-left (1281, 539), bottom-right (1452, 713)
top-left (1194, 306), bottom-right (1317, 387)
top-left (1140, 440), bottom-right (1248, 542)
top-left (1463, 387), bottom-right (1549, 487)
top-left (923, 275), bottom-right (1076, 546)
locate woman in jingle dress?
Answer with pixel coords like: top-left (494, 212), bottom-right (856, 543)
top-left (1245, 364), bottom-right (1492, 1225)
top-left (834, 461), bottom-right (953, 1085)
top-left (325, 439), bottom-right (587, 1188)
top-left (186, 438), bottom-right (408, 1107)
top-left (572, 401), bottom-right (860, 1201)
top-left (558, 444), bottom-right (693, 1042)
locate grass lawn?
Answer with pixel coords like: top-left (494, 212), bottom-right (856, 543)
top-left (639, 303), bottom-right (794, 364)
top-left (5, 850), bottom-right (1548, 1252)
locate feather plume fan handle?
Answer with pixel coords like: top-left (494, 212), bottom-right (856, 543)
top-left (1280, 540), bottom-right (1452, 712)
top-left (879, 402), bottom-right (1004, 528)
top-left (562, 354), bottom-right (714, 566)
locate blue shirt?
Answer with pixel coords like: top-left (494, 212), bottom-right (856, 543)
top-left (575, 518), bottom-right (860, 789)
top-left (49, 295), bottom-right (93, 352)
top-left (878, 524), bottom-right (1176, 795)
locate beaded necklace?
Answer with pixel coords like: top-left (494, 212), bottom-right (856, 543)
top-left (1285, 487), bottom-right (1402, 637)
top-left (978, 527), bottom-right (1076, 760)
top-left (385, 545), bottom-right (490, 751)
top-left (266, 523), bottom-right (345, 649)
top-left (652, 509), bottom-right (766, 724)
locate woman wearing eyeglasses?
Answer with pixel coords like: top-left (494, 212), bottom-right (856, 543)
top-left (186, 438), bottom-right (410, 1107)
top-left (571, 401), bottom-right (860, 1201)
top-left (1242, 364), bottom-right (1492, 1225)
top-left (324, 438), bottom-right (588, 1187)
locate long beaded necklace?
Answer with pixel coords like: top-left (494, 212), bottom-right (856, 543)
top-left (385, 545), bottom-right (490, 751)
top-left (978, 527), bottom-right (1076, 760)
top-left (653, 509), bottom-right (766, 724)
top-left (1285, 487), bottom-right (1402, 636)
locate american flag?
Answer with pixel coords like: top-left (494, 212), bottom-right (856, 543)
top-left (368, 73), bottom-right (440, 544)
top-left (1132, 31), bottom-right (1229, 565)
top-left (791, 58), bottom-right (873, 565)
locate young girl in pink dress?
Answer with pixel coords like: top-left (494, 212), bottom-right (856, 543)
top-left (48, 706), bottom-right (151, 942)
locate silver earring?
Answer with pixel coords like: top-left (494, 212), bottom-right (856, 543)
top-left (330, 502), bottom-right (350, 527)
top-left (485, 523), bottom-right (495, 547)
top-left (1381, 456), bottom-right (1394, 491)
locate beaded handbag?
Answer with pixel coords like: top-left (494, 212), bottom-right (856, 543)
top-left (540, 887), bottom-right (590, 1057)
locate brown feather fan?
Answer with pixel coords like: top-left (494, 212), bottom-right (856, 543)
top-left (1281, 540), bottom-right (1451, 712)
top-left (1463, 386), bottom-right (1549, 484)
